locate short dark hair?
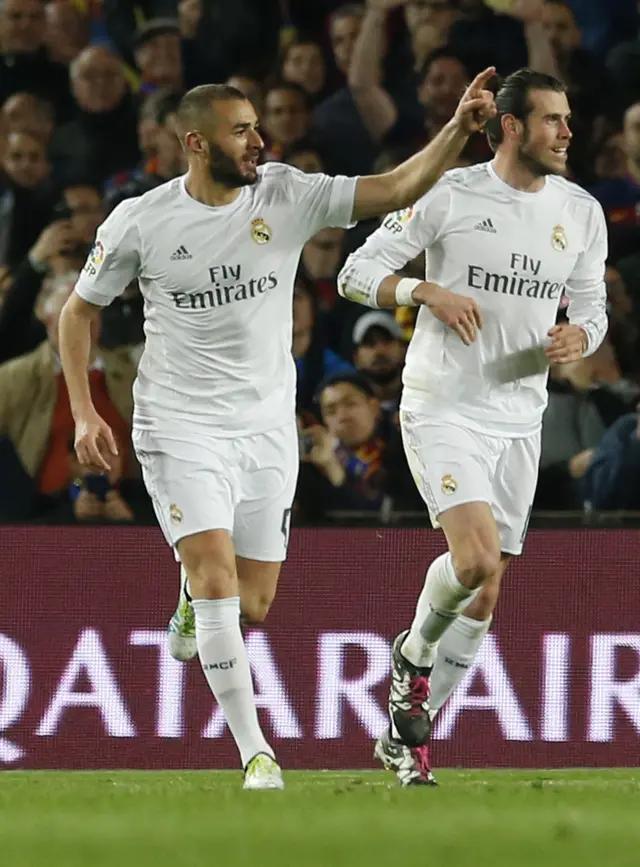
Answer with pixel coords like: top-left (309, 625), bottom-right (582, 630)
top-left (175, 84), bottom-right (248, 135)
top-left (485, 68), bottom-right (566, 150)
top-left (264, 80), bottom-right (311, 111)
top-left (316, 371), bottom-right (376, 403)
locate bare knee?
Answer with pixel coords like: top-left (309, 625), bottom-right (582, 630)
top-left (178, 531), bottom-right (236, 599)
top-left (452, 542), bottom-right (500, 590)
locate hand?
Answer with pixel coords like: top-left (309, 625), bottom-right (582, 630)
top-left (568, 448), bottom-right (594, 479)
top-left (505, 0), bottom-right (544, 24)
top-left (73, 490), bottom-right (103, 522)
top-left (178, 0), bottom-right (201, 38)
top-left (74, 410), bottom-right (119, 474)
top-left (302, 425), bottom-right (336, 468)
top-left (453, 66), bottom-right (497, 134)
top-left (545, 324), bottom-right (588, 364)
top-left (103, 490), bottom-right (134, 522)
top-left (30, 220), bottom-right (76, 266)
top-left (414, 282), bottom-right (483, 345)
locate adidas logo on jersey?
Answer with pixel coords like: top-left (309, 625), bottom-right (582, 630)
top-left (474, 218), bottom-right (497, 234)
top-left (171, 245), bottom-right (192, 260)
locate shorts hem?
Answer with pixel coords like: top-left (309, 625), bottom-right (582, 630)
top-left (234, 545), bottom-right (286, 563)
top-left (171, 523), bottom-right (233, 549)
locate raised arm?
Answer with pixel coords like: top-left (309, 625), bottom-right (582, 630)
top-left (347, 0), bottom-right (402, 142)
top-left (351, 66), bottom-right (496, 221)
top-left (506, 0), bottom-right (561, 78)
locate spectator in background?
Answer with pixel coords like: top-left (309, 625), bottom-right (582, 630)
top-left (136, 90), bottom-right (164, 168)
top-left (583, 409), bottom-right (640, 511)
top-left (134, 19), bottom-right (184, 95)
top-left (540, 0), bottom-right (612, 177)
top-left (108, 91), bottom-right (186, 190)
top-left (329, 3), bottom-right (364, 78)
top-left (53, 46), bottom-right (140, 186)
top-left (352, 310), bottom-right (405, 412)
top-left (282, 143), bottom-right (325, 173)
top-left (0, 180), bottom-right (103, 363)
top-left (0, 130), bottom-right (54, 266)
top-left (587, 126), bottom-right (640, 224)
top-left (280, 38), bottom-right (328, 101)
top-left (403, 0), bottom-right (463, 70)
top-left (0, 281), bottom-right (139, 522)
top-left (607, 261), bottom-right (640, 380)
top-left (296, 371), bottom-right (421, 519)
top-left (44, 0), bottom-right (90, 67)
top-left (537, 338), bottom-right (640, 509)
top-left (262, 82), bottom-right (314, 161)
top-left (2, 130), bottom-right (51, 191)
top-left (301, 226), bottom-right (345, 305)
top-left (623, 101), bottom-right (640, 185)
top-left (226, 75), bottom-right (265, 117)
top-left (1, 92), bottom-right (55, 142)
top-left (294, 272), bottom-right (353, 414)
top-left (0, 0), bottom-right (72, 121)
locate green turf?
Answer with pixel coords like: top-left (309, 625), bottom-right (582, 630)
top-left (1, 769), bottom-right (639, 867)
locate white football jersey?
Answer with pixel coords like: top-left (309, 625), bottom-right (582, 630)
top-left (338, 161), bottom-right (608, 437)
top-left (75, 163), bottom-right (357, 435)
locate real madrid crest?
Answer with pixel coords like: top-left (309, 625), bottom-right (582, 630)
top-left (169, 503), bottom-right (183, 525)
top-left (551, 225), bottom-right (567, 252)
top-left (251, 217), bottom-right (272, 245)
top-left (441, 474), bottom-right (457, 495)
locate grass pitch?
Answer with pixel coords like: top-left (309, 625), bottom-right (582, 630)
top-left (1, 769), bottom-right (639, 867)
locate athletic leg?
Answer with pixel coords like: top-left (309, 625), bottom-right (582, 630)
top-left (178, 529), bottom-right (282, 788)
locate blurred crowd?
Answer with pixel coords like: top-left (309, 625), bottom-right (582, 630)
top-left (1, 0), bottom-right (640, 526)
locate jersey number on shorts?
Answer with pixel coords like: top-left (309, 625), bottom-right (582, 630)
top-left (281, 507), bottom-right (292, 550)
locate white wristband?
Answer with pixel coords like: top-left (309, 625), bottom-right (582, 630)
top-left (395, 278), bottom-right (421, 307)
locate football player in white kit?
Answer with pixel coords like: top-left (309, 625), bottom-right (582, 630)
top-left (57, 74), bottom-right (497, 789)
top-left (338, 69), bottom-right (608, 786)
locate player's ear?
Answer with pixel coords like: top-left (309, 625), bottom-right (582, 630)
top-left (185, 131), bottom-right (207, 156)
top-left (502, 113), bottom-right (520, 142)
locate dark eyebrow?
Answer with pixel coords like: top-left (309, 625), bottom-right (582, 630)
top-left (544, 113), bottom-right (572, 122)
top-left (232, 121), bottom-right (260, 131)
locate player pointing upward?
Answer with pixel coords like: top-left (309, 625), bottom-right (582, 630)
top-left (58, 73), bottom-right (496, 789)
top-left (338, 68), bottom-right (608, 786)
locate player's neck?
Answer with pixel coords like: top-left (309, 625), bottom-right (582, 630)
top-left (492, 153), bottom-right (546, 193)
top-left (184, 169), bottom-right (242, 208)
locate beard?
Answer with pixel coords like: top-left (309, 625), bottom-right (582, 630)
top-left (517, 126), bottom-right (565, 178)
top-left (207, 141), bottom-right (258, 188)
top-left (363, 363), bottom-right (402, 386)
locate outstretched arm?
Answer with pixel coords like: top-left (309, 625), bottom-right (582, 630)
top-left (351, 66), bottom-right (496, 221)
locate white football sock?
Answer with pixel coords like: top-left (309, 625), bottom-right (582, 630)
top-left (193, 597), bottom-right (273, 768)
top-left (401, 552), bottom-right (478, 669)
top-left (428, 613), bottom-right (492, 717)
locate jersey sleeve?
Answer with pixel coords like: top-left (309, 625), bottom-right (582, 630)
top-left (337, 180), bottom-right (451, 306)
top-left (74, 198), bottom-right (141, 307)
top-left (565, 200), bottom-right (608, 357)
top-left (285, 165), bottom-right (358, 239)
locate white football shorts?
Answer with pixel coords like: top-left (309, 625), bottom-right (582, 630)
top-left (132, 421), bottom-right (298, 562)
top-left (399, 404), bottom-right (540, 556)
